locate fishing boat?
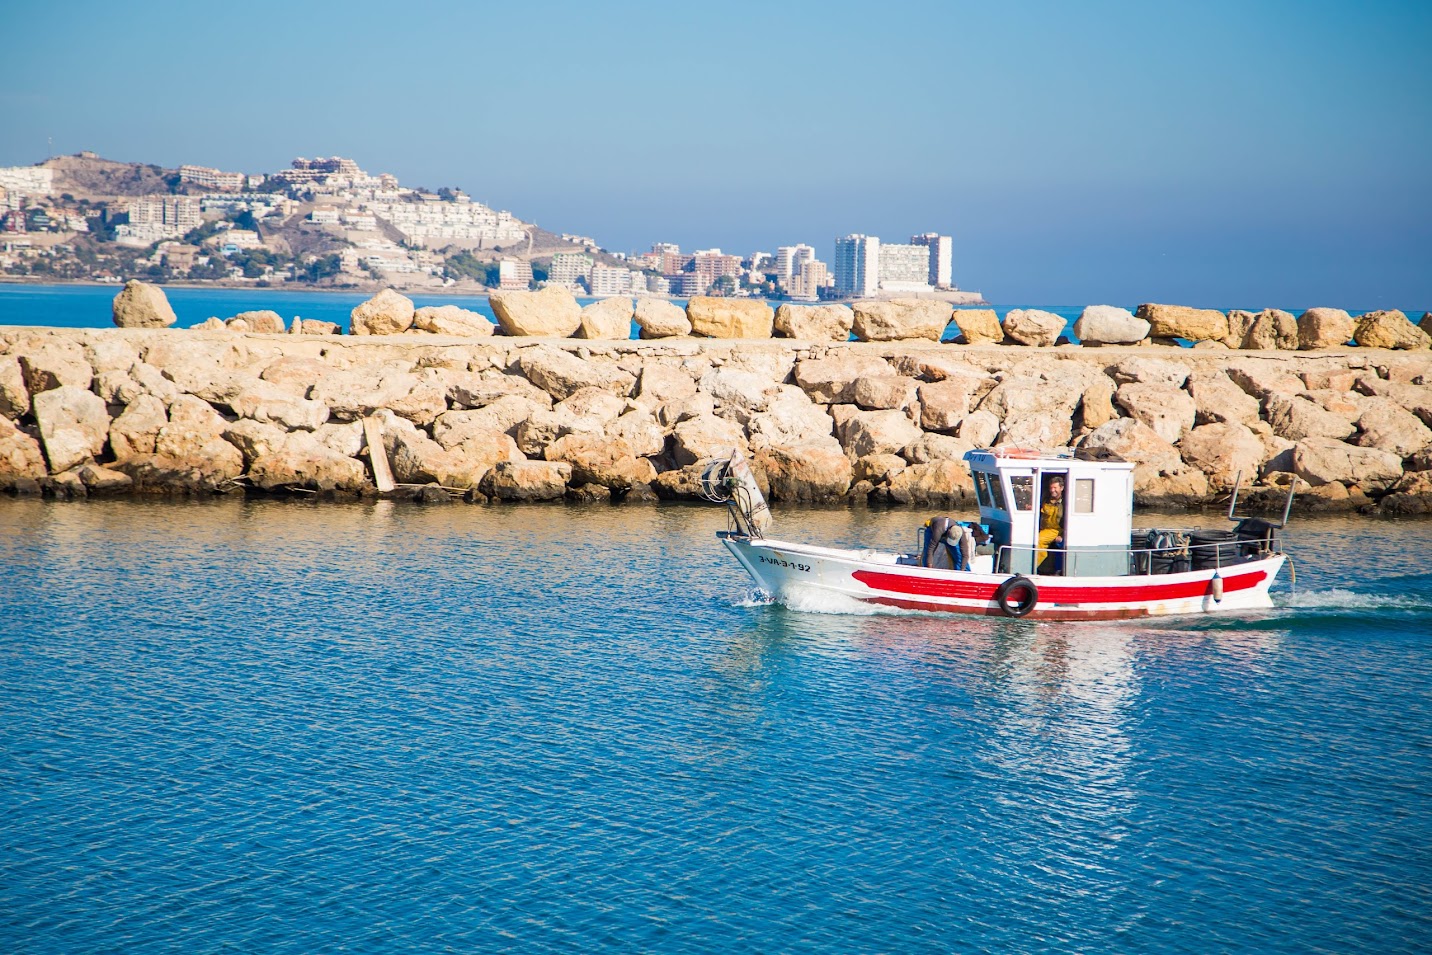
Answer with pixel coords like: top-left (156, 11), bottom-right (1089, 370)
top-left (701, 447), bottom-right (1294, 621)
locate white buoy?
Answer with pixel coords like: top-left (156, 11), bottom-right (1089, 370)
top-left (1210, 572), bottom-right (1224, 603)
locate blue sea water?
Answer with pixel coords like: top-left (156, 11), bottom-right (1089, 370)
top-left (1, 499), bottom-right (1429, 953)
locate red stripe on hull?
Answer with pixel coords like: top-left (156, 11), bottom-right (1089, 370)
top-left (864, 596), bottom-right (1155, 620)
top-left (851, 568), bottom-right (1268, 605)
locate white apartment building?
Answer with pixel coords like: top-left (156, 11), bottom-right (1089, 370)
top-left (364, 195), bottom-right (526, 248)
top-left (911, 233), bottom-right (953, 288)
top-left (0, 166), bottom-right (54, 197)
top-left (309, 208), bottom-right (341, 225)
top-left (589, 263), bottom-right (649, 297)
top-left (774, 243), bottom-right (816, 287)
top-left (116, 196), bottom-right (201, 245)
top-left (787, 259), bottom-right (829, 302)
top-left (498, 259), bottom-right (534, 290)
top-left (180, 164), bottom-right (245, 192)
top-left (833, 234), bottom-right (879, 297)
top-left (548, 252), bottom-right (593, 289)
top-left (878, 243), bottom-right (933, 291)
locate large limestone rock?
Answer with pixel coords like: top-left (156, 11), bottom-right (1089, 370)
top-left (1225, 310), bottom-right (1258, 348)
top-left (902, 431), bottom-right (976, 465)
top-left (1376, 471), bottom-right (1432, 515)
top-left (853, 375), bottom-right (918, 411)
top-left (109, 394), bottom-right (168, 460)
top-left (480, 460), bottom-right (572, 501)
top-left (606, 409), bottom-right (666, 458)
top-left (413, 305), bottom-right (496, 337)
top-left (350, 289), bottom-right (416, 336)
top-left (32, 385), bottom-right (109, 472)
top-left (85, 337), bottom-right (141, 376)
top-left (1354, 377), bottom-right (1432, 429)
top-left (1134, 465), bottom-right (1210, 507)
top-left (1297, 308), bottom-right (1355, 350)
top-left (952, 309), bottom-right (1002, 345)
top-left (518, 347), bottom-right (635, 401)
top-left (1136, 303), bottom-right (1229, 342)
top-left (310, 363), bottom-right (448, 426)
top-left (230, 310), bottom-right (286, 335)
top-left (1353, 310), bottom-right (1430, 350)
top-left (0, 416), bottom-right (46, 485)
top-left (148, 394), bottom-right (244, 482)
top-left (633, 299), bottom-right (691, 339)
top-left (1072, 305), bottom-right (1149, 345)
top-left (247, 430), bottom-right (367, 491)
top-left (996, 410), bottom-right (1073, 450)
top-left (112, 280), bottom-right (177, 328)
top-left (1080, 418), bottom-right (1182, 470)
top-left (1292, 438), bottom-right (1402, 492)
top-left (0, 357), bottom-right (29, 419)
top-left (745, 387), bottom-right (837, 450)
top-left (1111, 356), bottom-right (1191, 388)
top-left (886, 461), bottom-right (975, 506)
top-left (752, 444), bottom-right (852, 502)
top-left (637, 364), bottom-right (698, 404)
top-left (1237, 309), bottom-right (1298, 350)
top-left (229, 379), bottom-right (330, 431)
top-left (446, 372), bottom-right (553, 411)
top-left (1001, 309), bottom-right (1065, 346)
top-left (260, 356), bottom-right (329, 393)
top-left (1078, 381), bottom-right (1117, 430)
top-left (433, 396), bottom-right (546, 442)
top-left (671, 414), bottom-right (746, 467)
top-left (1187, 371), bottom-right (1262, 426)
top-left (686, 297), bottom-right (774, 339)
top-left (1114, 382), bottom-right (1197, 444)
top-left (918, 375), bottom-right (983, 432)
top-left (576, 298), bottom-right (634, 340)
top-left (18, 342), bottom-right (92, 394)
top-left (1178, 422), bottom-right (1265, 490)
top-left (545, 434), bottom-right (656, 491)
top-left (1354, 398), bottom-right (1432, 457)
top-left (838, 409), bottom-right (924, 458)
top-left (851, 299), bottom-right (951, 342)
top-left (489, 285), bottom-right (582, 337)
top-left (792, 355), bottom-right (892, 404)
top-left (773, 304), bottom-right (853, 341)
top-left (1225, 361), bottom-right (1306, 401)
top-left (1263, 393), bottom-right (1356, 442)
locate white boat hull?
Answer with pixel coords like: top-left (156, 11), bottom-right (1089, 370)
top-left (721, 534), bottom-right (1284, 621)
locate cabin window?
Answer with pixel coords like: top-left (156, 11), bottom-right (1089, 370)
top-left (1008, 475), bottom-right (1034, 511)
top-left (1074, 478), bottom-right (1095, 513)
top-left (974, 472), bottom-right (991, 508)
top-left (987, 472), bottom-right (1008, 511)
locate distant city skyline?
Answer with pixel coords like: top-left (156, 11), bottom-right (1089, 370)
top-left (1, 0), bottom-right (1428, 307)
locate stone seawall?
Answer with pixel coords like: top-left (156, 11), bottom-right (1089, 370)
top-left (2, 325), bottom-right (1429, 514)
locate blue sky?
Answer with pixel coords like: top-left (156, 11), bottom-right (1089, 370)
top-left (2, 0), bottom-right (1428, 307)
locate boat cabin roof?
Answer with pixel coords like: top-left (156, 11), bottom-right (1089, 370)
top-left (962, 448), bottom-right (1135, 475)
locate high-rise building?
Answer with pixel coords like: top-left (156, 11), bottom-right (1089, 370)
top-left (878, 243), bottom-right (932, 291)
top-left (774, 243), bottom-right (816, 288)
top-left (833, 234), bottom-right (879, 297)
top-left (910, 233), bottom-right (953, 288)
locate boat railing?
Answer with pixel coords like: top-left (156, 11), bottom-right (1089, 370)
top-left (994, 537), bottom-right (1276, 576)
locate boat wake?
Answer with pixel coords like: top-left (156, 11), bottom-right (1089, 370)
top-left (732, 589), bottom-right (776, 608)
top-left (1276, 588), bottom-right (1430, 612)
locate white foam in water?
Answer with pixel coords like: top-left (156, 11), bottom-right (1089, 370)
top-left (732, 589), bottom-right (775, 608)
top-left (1277, 588), bottom-right (1427, 611)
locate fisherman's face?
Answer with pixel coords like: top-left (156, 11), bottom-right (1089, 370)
top-left (1049, 480), bottom-right (1064, 499)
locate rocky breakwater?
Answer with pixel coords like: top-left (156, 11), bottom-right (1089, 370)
top-left (0, 283), bottom-right (1428, 515)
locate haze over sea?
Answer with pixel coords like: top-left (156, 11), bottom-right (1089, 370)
top-left (2, 499), bottom-right (1429, 953)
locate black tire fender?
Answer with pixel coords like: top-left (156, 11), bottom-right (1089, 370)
top-left (994, 575), bottom-right (1039, 618)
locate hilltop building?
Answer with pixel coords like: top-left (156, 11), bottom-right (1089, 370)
top-left (877, 243), bottom-right (934, 291)
top-left (116, 196), bottom-right (201, 245)
top-left (0, 166), bottom-right (54, 198)
top-left (179, 164), bottom-right (246, 192)
top-left (548, 251), bottom-right (594, 289)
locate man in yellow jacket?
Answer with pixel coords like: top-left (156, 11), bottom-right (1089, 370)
top-left (1037, 476), bottom-right (1065, 574)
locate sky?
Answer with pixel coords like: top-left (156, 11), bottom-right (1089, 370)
top-left (2, 0), bottom-right (1429, 307)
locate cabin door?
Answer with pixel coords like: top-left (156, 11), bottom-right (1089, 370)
top-left (1035, 471), bottom-right (1069, 574)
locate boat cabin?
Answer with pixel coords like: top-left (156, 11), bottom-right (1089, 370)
top-left (963, 448), bottom-right (1135, 577)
